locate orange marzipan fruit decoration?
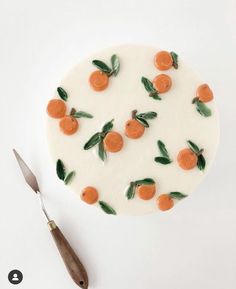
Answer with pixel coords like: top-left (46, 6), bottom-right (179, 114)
top-left (154, 51), bottom-right (173, 71)
top-left (196, 84), bottom-right (214, 103)
top-left (81, 186), bottom-right (99, 204)
top-left (47, 99), bottom-right (67, 118)
top-left (125, 119), bottom-right (145, 139)
top-left (103, 131), bottom-right (124, 152)
top-left (59, 115), bottom-right (79, 135)
top-left (136, 184), bottom-right (156, 200)
top-left (177, 148), bottom-right (198, 170)
top-left (153, 74), bottom-right (172, 93)
top-left (89, 70), bottom-right (109, 91)
top-left (157, 194), bottom-right (174, 211)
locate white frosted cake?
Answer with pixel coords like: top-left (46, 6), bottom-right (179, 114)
top-left (46, 44), bottom-right (219, 216)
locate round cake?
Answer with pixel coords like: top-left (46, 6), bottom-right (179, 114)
top-left (46, 44), bottom-right (219, 216)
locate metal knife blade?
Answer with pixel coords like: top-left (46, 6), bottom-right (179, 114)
top-left (13, 149), bottom-right (40, 193)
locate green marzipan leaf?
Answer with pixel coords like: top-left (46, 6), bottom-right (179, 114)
top-left (126, 183), bottom-right (135, 200)
top-left (111, 54), bottom-right (120, 76)
top-left (84, 132), bottom-right (101, 150)
top-left (197, 154), bottom-right (206, 171)
top-left (99, 201), bottom-right (116, 215)
top-left (57, 87), bottom-right (68, 101)
top-left (154, 157), bottom-right (171, 165)
top-left (73, 111), bottom-right (93, 119)
top-left (137, 111), bottom-right (157, 120)
top-left (196, 100), bottom-right (212, 117)
top-left (141, 77), bottom-right (156, 93)
top-left (98, 141), bottom-right (106, 161)
top-left (169, 192), bottom-right (187, 200)
top-left (151, 92), bottom-right (161, 100)
top-left (135, 178), bottom-right (155, 186)
top-left (56, 159), bottom-right (66, 181)
top-left (102, 119), bottom-right (114, 133)
top-left (157, 140), bottom-right (170, 159)
top-left (135, 116), bottom-right (149, 128)
top-left (92, 60), bottom-right (112, 74)
top-left (64, 171), bottom-right (75, 185)
top-left (170, 51), bottom-right (178, 69)
top-left (187, 140), bottom-right (200, 154)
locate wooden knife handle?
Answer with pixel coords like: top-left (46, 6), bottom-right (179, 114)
top-left (48, 220), bottom-right (88, 289)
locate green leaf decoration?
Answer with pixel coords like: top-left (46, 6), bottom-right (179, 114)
top-left (92, 60), bottom-right (112, 74)
top-left (187, 140), bottom-right (200, 154)
top-left (126, 182), bottom-right (135, 200)
top-left (169, 192), bottom-right (187, 200)
top-left (157, 140), bottom-right (170, 159)
top-left (137, 111), bottom-right (157, 120)
top-left (98, 140), bottom-right (106, 161)
top-left (197, 154), bottom-right (206, 171)
top-left (135, 116), bottom-right (149, 128)
top-left (155, 140), bottom-right (172, 165)
top-left (57, 87), bottom-right (68, 101)
top-left (170, 51), bottom-right (178, 69)
top-left (154, 157), bottom-right (171, 164)
top-left (195, 100), bottom-right (212, 117)
top-left (187, 140), bottom-right (206, 170)
top-left (56, 159), bottom-right (66, 181)
top-left (84, 132), bottom-right (101, 150)
top-left (84, 119), bottom-right (117, 162)
top-left (135, 178), bottom-right (155, 186)
top-left (111, 54), bottom-right (120, 76)
top-left (134, 111), bottom-right (157, 128)
top-left (72, 111), bottom-right (93, 119)
top-left (102, 119), bottom-right (114, 133)
top-left (64, 171), bottom-right (75, 185)
top-left (141, 77), bottom-right (161, 100)
top-left (150, 92), bottom-right (162, 100)
top-left (99, 201), bottom-right (116, 215)
top-left (56, 159), bottom-right (76, 184)
top-left (141, 77), bottom-right (156, 93)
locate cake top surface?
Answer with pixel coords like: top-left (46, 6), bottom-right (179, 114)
top-left (47, 44), bottom-right (219, 216)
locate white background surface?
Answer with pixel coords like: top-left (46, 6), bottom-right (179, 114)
top-left (0, 0), bottom-right (235, 288)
